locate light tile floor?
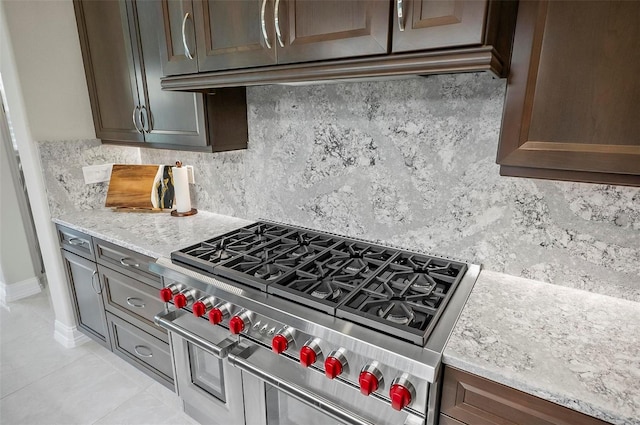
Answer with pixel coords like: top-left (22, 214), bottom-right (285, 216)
top-left (0, 288), bottom-right (198, 425)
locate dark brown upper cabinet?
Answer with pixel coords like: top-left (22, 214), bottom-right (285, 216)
top-left (74, 0), bottom-right (143, 144)
top-left (275, 0), bottom-right (390, 65)
top-left (75, 0), bottom-right (248, 152)
top-left (392, 0), bottom-right (488, 52)
top-left (159, 0), bottom-right (516, 90)
top-left (497, 0), bottom-right (640, 186)
top-left (160, 0), bottom-right (389, 76)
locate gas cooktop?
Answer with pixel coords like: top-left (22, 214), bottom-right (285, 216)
top-left (171, 221), bottom-right (468, 346)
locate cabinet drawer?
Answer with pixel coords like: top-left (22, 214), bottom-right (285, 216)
top-left (93, 238), bottom-right (161, 288)
top-left (100, 266), bottom-right (165, 330)
top-left (57, 225), bottom-right (94, 260)
top-left (106, 312), bottom-right (173, 389)
top-left (441, 366), bottom-right (608, 425)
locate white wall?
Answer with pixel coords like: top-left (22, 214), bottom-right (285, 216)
top-left (2, 0), bottom-right (95, 141)
top-left (0, 0), bottom-right (95, 346)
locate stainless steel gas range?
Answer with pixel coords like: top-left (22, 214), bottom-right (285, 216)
top-left (150, 220), bottom-right (480, 425)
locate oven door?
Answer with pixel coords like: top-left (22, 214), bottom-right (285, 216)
top-left (155, 310), bottom-right (245, 425)
top-left (229, 342), bottom-right (425, 425)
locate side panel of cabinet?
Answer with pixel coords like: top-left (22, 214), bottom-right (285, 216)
top-left (193, 0), bottom-right (277, 72)
top-left (158, 0), bottom-right (199, 76)
top-left (276, 0), bottom-right (390, 64)
top-left (133, 0), bottom-right (209, 148)
top-left (391, 0), bottom-right (487, 53)
top-left (73, 0), bottom-right (144, 143)
top-left (497, 0), bottom-right (640, 185)
top-left (61, 250), bottom-right (110, 349)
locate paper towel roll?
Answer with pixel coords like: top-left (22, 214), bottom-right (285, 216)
top-left (172, 166), bottom-right (191, 213)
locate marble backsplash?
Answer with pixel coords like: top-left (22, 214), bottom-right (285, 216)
top-left (37, 140), bottom-right (140, 218)
top-left (38, 73), bottom-right (640, 301)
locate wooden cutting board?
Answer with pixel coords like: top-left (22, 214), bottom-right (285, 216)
top-left (105, 164), bottom-right (174, 210)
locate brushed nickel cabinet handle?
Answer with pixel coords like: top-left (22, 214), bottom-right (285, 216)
top-left (134, 345), bottom-right (153, 358)
top-left (140, 105), bottom-right (151, 133)
top-left (182, 12), bottom-right (194, 60)
top-left (132, 105), bottom-right (143, 133)
top-left (126, 297), bottom-right (146, 308)
top-left (120, 257), bottom-right (140, 268)
top-left (274, 0), bottom-right (284, 48)
top-left (261, 0), bottom-right (272, 49)
top-left (91, 270), bottom-right (102, 294)
top-left (68, 238), bottom-right (85, 246)
top-left (397, 0), bottom-right (405, 32)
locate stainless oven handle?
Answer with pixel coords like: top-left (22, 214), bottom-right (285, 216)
top-left (228, 345), bottom-right (376, 425)
top-left (154, 310), bottom-right (237, 359)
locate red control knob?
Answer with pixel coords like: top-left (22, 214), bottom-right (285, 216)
top-left (159, 288), bottom-right (173, 302)
top-left (174, 293), bottom-right (188, 309)
top-left (359, 372), bottom-right (379, 396)
top-left (192, 301), bottom-right (206, 317)
top-left (389, 384), bottom-right (412, 411)
top-left (229, 315), bottom-right (245, 334)
top-left (324, 356), bottom-right (343, 379)
top-left (272, 334), bottom-right (289, 354)
top-left (299, 346), bottom-right (317, 367)
top-left (209, 308), bottom-right (224, 325)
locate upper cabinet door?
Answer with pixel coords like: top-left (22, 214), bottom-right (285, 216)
top-left (74, 0), bottom-right (144, 143)
top-left (497, 0), bottom-right (640, 186)
top-left (134, 0), bottom-right (208, 148)
top-left (391, 0), bottom-right (487, 53)
top-left (158, 0), bottom-right (200, 76)
top-left (193, 0), bottom-right (277, 72)
top-left (277, 0), bottom-right (390, 64)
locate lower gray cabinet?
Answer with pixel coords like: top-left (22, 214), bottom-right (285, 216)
top-left (61, 249), bottom-right (110, 349)
top-left (106, 312), bottom-right (174, 389)
top-left (57, 224), bottom-right (173, 390)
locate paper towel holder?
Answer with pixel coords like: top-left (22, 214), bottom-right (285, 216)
top-left (171, 161), bottom-right (198, 217)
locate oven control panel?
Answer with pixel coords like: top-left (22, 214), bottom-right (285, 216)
top-left (160, 281), bottom-right (427, 414)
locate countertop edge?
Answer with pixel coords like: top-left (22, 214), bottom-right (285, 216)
top-left (53, 216), bottom-right (160, 259)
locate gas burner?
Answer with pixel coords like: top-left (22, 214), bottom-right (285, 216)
top-left (210, 248), bottom-right (233, 262)
top-left (325, 242), bottom-right (396, 277)
top-left (289, 244), bottom-right (316, 259)
top-left (253, 264), bottom-right (285, 281)
top-left (377, 303), bottom-right (415, 325)
top-left (311, 280), bottom-right (343, 301)
top-left (402, 273), bottom-right (436, 291)
top-left (407, 257), bottom-right (460, 277)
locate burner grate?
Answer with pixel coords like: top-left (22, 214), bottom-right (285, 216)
top-left (336, 253), bottom-right (467, 345)
top-left (267, 248), bottom-right (397, 314)
top-left (170, 222), bottom-right (295, 274)
top-left (171, 220), bottom-right (470, 347)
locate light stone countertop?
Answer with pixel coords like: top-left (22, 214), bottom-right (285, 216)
top-left (52, 210), bottom-right (639, 424)
top-left (444, 270), bottom-right (640, 425)
top-left (53, 209), bottom-right (253, 259)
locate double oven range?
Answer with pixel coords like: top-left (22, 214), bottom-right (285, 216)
top-left (150, 220), bottom-right (480, 425)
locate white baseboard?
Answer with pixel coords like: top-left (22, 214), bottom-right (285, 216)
top-left (54, 319), bottom-right (91, 348)
top-left (0, 276), bottom-right (42, 304)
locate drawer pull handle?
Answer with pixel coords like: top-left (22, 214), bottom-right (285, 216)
top-left (126, 297), bottom-right (146, 308)
top-left (134, 345), bottom-right (153, 358)
top-left (68, 238), bottom-right (85, 246)
top-left (120, 257), bottom-right (140, 267)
